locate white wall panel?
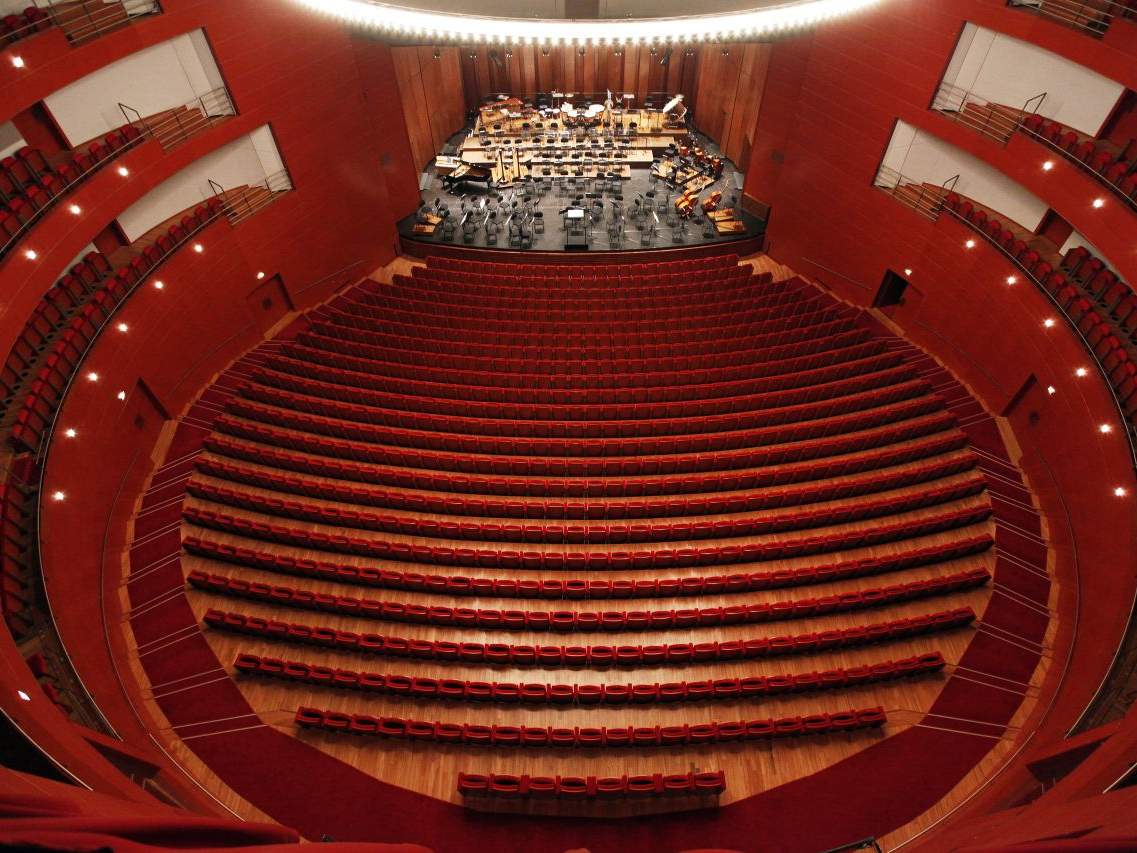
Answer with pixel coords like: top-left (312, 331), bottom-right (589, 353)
top-left (43, 30), bottom-right (224, 146)
top-left (942, 23), bottom-right (1124, 135)
top-left (882, 120), bottom-right (1050, 230)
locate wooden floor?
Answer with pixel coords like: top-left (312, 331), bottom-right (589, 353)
top-left (121, 251), bottom-right (1053, 835)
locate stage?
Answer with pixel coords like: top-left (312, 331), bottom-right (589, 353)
top-left (399, 127), bottom-right (766, 257)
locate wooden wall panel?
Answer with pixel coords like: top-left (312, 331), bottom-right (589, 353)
top-left (458, 44), bottom-right (698, 109)
top-left (693, 42), bottom-right (772, 171)
top-left (391, 46), bottom-right (467, 173)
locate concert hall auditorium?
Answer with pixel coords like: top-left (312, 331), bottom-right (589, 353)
top-left (1, 0), bottom-right (1137, 850)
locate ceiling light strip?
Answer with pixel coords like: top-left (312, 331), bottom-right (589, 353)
top-left (294, 0), bottom-right (880, 43)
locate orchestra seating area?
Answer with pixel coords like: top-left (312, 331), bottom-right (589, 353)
top-left (107, 250), bottom-right (1050, 846)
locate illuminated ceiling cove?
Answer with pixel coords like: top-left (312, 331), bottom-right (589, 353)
top-left (293, 0), bottom-right (882, 44)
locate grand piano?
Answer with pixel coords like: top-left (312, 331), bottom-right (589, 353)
top-left (442, 162), bottom-right (494, 191)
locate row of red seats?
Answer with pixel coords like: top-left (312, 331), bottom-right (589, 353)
top-left (188, 567), bottom-right (992, 631)
top-left (182, 502), bottom-right (992, 569)
top-left (186, 477), bottom-right (985, 544)
top-left (334, 281), bottom-right (815, 326)
top-left (8, 198), bottom-right (224, 452)
top-left (426, 254), bottom-right (738, 277)
top-left (0, 7), bottom-right (50, 46)
top-left (201, 428), bottom-right (970, 498)
top-left (193, 451), bottom-right (975, 519)
top-left (282, 333), bottom-right (889, 392)
top-left (293, 705), bottom-right (889, 745)
top-left (295, 325), bottom-right (875, 376)
top-left (365, 267), bottom-right (777, 304)
top-left (240, 649), bottom-right (945, 702)
top-left (183, 532), bottom-right (994, 599)
top-left (246, 360), bottom-right (919, 425)
top-left (1020, 114), bottom-right (1137, 200)
top-left (235, 650), bottom-right (946, 703)
top-left (457, 771), bottom-right (725, 800)
top-left (1, 130), bottom-right (144, 254)
top-left (236, 374), bottom-right (933, 444)
top-left (212, 408), bottom-right (961, 478)
top-left (381, 268), bottom-right (770, 307)
top-left (308, 310), bottom-right (853, 357)
top-left (0, 476), bottom-right (33, 639)
top-left (201, 605), bottom-right (977, 665)
top-left (223, 393), bottom-right (945, 459)
top-left (265, 345), bottom-right (904, 406)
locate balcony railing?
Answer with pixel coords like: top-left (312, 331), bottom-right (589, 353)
top-left (119, 87), bottom-right (236, 153)
top-left (35, 0), bottom-right (161, 44)
top-left (931, 82), bottom-right (1047, 144)
top-left (1007, 0), bottom-right (1136, 38)
top-left (1018, 116), bottom-right (1137, 209)
top-left (872, 165), bottom-right (958, 220)
top-left (208, 169), bottom-right (293, 226)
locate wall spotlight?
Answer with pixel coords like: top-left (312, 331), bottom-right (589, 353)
top-left (1042, 161), bottom-right (1054, 171)
top-left (51, 491), bottom-right (65, 502)
top-left (117, 166), bottom-right (130, 177)
top-left (964, 239), bottom-right (975, 249)
top-left (11, 56), bottom-right (25, 69)
top-left (17, 690), bottom-right (30, 701)
top-left (116, 322), bottom-right (129, 333)
top-left (86, 372), bottom-right (99, 382)
top-left (1043, 318), bottom-right (1056, 328)
top-left (1101, 423), bottom-right (1114, 434)
top-left (116, 390), bottom-right (127, 401)
top-left (64, 428), bottom-right (77, 438)
top-left (1006, 275), bottom-right (1017, 284)
top-left (903, 268), bottom-right (912, 276)
top-left (24, 249), bottom-right (37, 260)
top-left (256, 271), bottom-right (265, 280)
top-left (68, 204), bottom-right (82, 215)
top-left (1115, 486), bottom-right (1128, 497)
top-left (193, 243), bottom-right (204, 253)
top-left (1075, 367), bottom-right (1088, 377)
top-left (1046, 385), bottom-right (1056, 395)
top-left (1092, 198), bottom-right (1105, 209)
top-left (153, 280), bottom-right (165, 290)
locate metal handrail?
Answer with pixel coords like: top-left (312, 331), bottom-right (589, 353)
top-left (210, 169), bottom-right (293, 225)
top-left (1007, 0), bottom-right (1136, 37)
top-left (932, 81), bottom-right (1047, 144)
top-left (117, 87), bottom-right (235, 152)
top-left (28, 0), bottom-right (161, 45)
top-left (872, 165), bottom-right (947, 220)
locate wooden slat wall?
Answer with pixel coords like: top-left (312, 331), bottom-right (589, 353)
top-left (391, 46), bottom-right (467, 174)
top-left (693, 43), bottom-right (772, 172)
top-left (458, 45), bottom-right (698, 114)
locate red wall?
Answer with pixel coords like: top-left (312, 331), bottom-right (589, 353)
top-left (746, 0), bottom-right (1137, 836)
top-left (0, 0), bottom-right (422, 813)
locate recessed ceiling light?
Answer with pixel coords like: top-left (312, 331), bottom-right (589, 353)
top-left (1043, 318), bottom-right (1056, 328)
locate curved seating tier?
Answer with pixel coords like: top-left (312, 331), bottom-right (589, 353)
top-left (174, 252), bottom-right (1021, 809)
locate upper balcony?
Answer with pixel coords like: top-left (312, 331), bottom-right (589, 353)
top-left (1007, 0), bottom-right (1137, 40)
top-left (2, 1), bottom-right (161, 51)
